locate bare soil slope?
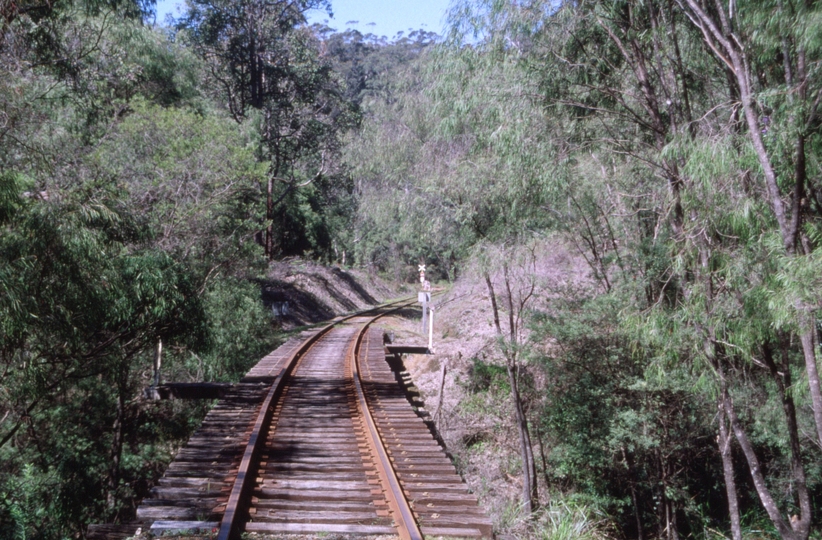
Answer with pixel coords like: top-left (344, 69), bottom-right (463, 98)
top-left (260, 258), bottom-right (400, 327)
top-left (379, 236), bottom-right (594, 536)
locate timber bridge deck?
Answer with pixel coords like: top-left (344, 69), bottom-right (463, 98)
top-left (90, 302), bottom-right (492, 539)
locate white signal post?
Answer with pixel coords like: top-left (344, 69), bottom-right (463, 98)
top-left (418, 290), bottom-right (431, 335)
top-left (418, 264), bottom-right (431, 343)
top-left (428, 306), bottom-right (435, 351)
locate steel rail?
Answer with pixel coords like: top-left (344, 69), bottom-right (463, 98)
top-left (216, 299), bottom-right (415, 540)
top-left (349, 312), bottom-right (424, 540)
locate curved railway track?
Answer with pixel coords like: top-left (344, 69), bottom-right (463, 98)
top-left (132, 301), bottom-right (492, 539)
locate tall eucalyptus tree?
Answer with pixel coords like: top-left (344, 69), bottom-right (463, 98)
top-left (179, 0), bottom-right (357, 259)
top-left (670, 2), bottom-right (822, 538)
top-left (441, 0), bottom-right (822, 537)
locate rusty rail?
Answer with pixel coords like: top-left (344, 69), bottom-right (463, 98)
top-left (217, 300), bottom-right (414, 540)
top-left (350, 306), bottom-right (424, 540)
top-left (131, 292), bottom-right (491, 539)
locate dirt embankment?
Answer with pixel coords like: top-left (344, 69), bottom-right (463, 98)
top-left (259, 258), bottom-right (401, 328)
top-left (379, 236), bottom-right (594, 535)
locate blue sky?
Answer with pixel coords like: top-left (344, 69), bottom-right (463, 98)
top-left (153, 0), bottom-right (454, 39)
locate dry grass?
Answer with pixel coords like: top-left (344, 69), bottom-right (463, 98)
top-left (134, 238), bottom-right (607, 540)
top-left (382, 236), bottom-right (609, 538)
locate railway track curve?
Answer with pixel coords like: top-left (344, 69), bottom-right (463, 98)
top-left (127, 301), bottom-right (492, 539)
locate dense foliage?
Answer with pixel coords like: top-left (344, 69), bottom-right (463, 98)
top-left (0, 0), bottom-right (382, 536)
top-left (345, 0), bottom-right (822, 538)
top-left (4, 0), bottom-right (822, 537)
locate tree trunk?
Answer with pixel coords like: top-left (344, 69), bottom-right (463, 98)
top-left (484, 270), bottom-right (538, 514)
top-left (152, 338), bottom-right (163, 387)
top-left (623, 448), bottom-right (645, 540)
top-left (657, 450), bottom-right (678, 540)
top-left (676, 6), bottom-right (819, 536)
top-left (720, 369), bottom-right (805, 540)
top-left (700, 247), bottom-right (742, 540)
top-left (502, 265), bottom-right (538, 512)
top-left (665, 497), bottom-right (678, 540)
top-left (678, 0), bottom-right (790, 244)
top-left (536, 425), bottom-right (551, 494)
top-left (107, 360), bottom-right (130, 518)
top-left (717, 385), bottom-right (742, 540)
top-left (724, 27), bottom-right (822, 451)
top-left (507, 363), bottom-right (538, 513)
top-left (799, 315), bottom-right (822, 448)
top-left (762, 339), bottom-right (812, 538)
top-left (265, 175), bottom-right (273, 259)
top-left (597, 15), bottom-right (684, 240)
top-left (631, 483), bottom-right (644, 540)
top-left (264, 103), bottom-right (274, 260)
top-left (484, 273), bottom-right (501, 335)
top-left (249, 32), bottom-right (262, 109)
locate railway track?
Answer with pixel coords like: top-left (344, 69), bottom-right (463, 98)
top-left (116, 302), bottom-right (492, 539)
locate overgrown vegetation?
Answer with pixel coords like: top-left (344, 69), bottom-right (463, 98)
top-left (346, 0), bottom-right (822, 538)
top-left (0, 0), bottom-right (366, 535)
top-left (2, 0), bottom-right (822, 537)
